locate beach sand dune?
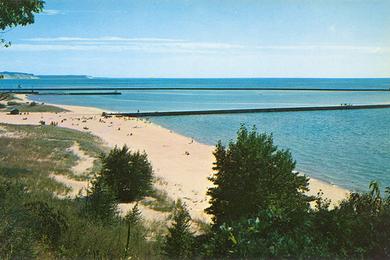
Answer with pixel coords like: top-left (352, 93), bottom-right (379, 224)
top-left (0, 96), bottom-right (349, 221)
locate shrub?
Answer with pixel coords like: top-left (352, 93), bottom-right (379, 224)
top-left (99, 145), bottom-right (153, 202)
top-left (206, 125), bottom-right (313, 225)
top-left (24, 201), bottom-right (68, 248)
top-left (163, 200), bottom-right (194, 258)
top-left (7, 101), bottom-right (19, 106)
top-left (0, 178), bottom-right (36, 258)
top-left (84, 176), bottom-right (118, 223)
top-left (202, 179), bottom-right (390, 258)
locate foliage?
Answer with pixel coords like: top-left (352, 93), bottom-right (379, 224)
top-left (0, 125), bottom-right (162, 259)
top-left (0, 0), bottom-right (45, 47)
top-left (206, 125), bottom-right (313, 225)
top-left (2, 122), bottom-right (390, 258)
top-left (202, 180), bottom-right (390, 258)
top-left (126, 203), bottom-right (142, 225)
top-left (99, 145), bottom-right (154, 202)
top-left (6, 102), bottom-right (67, 112)
top-left (24, 201), bottom-right (68, 248)
top-left (163, 200), bottom-right (195, 258)
top-left (7, 100), bottom-right (20, 106)
top-left (84, 175), bottom-right (118, 223)
top-left (141, 188), bottom-right (176, 212)
top-left (124, 203), bottom-right (144, 256)
top-left (0, 178), bottom-right (36, 258)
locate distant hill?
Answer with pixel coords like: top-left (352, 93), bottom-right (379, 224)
top-left (0, 72), bottom-right (92, 80)
top-left (38, 75), bottom-right (91, 79)
top-left (0, 71), bottom-right (39, 79)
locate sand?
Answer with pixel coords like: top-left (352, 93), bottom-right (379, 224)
top-left (66, 142), bottom-right (96, 175)
top-left (0, 95), bottom-right (349, 221)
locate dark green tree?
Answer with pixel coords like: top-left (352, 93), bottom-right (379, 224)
top-left (124, 203), bottom-right (143, 256)
top-left (84, 175), bottom-right (118, 223)
top-left (99, 145), bottom-right (154, 202)
top-left (206, 125), bottom-right (313, 225)
top-left (163, 200), bottom-right (194, 258)
top-left (0, 0), bottom-right (45, 47)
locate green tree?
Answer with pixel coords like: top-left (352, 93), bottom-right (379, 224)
top-left (163, 200), bottom-right (194, 258)
top-left (99, 145), bottom-right (154, 202)
top-left (0, 0), bottom-right (45, 47)
top-left (206, 125), bottom-right (313, 225)
top-left (84, 175), bottom-right (118, 223)
top-left (124, 203), bottom-right (143, 257)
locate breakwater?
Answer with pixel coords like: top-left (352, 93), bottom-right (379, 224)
top-left (35, 91), bottom-right (122, 95)
top-left (106, 104), bottom-right (390, 117)
top-left (0, 91), bottom-right (121, 95)
top-left (1, 87), bottom-right (390, 92)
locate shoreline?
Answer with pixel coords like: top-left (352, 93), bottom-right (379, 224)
top-left (0, 94), bottom-right (350, 220)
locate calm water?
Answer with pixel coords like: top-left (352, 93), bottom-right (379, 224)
top-left (1, 77), bottom-right (390, 191)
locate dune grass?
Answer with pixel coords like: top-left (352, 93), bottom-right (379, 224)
top-left (0, 123), bottom-right (165, 258)
top-left (0, 93), bottom-right (67, 113)
top-left (0, 123), bottom-right (106, 194)
top-left (5, 102), bottom-right (67, 113)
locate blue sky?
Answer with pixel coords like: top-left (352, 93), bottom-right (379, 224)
top-left (1, 0), bottom-right (389, 77)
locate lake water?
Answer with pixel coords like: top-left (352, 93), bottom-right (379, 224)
top-left (1, 77), bottom-right (390, 191)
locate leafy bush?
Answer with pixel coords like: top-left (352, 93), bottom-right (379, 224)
top-left (203, 182), bottom-right (390, 258)
top-left (201, 126), bottom-right (390, 258)
top-left (99, 145), bottom-right (154, 202)
top-left (206, 125), bottom-right (313, 225)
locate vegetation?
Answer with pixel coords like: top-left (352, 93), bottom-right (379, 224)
top-left (98, 145), bottom-right (154, 202)
top-left (206, 125), bottom-right (313, 225)
top-left (0, 92), bottom-right (15, 100)
top-left (163, 200), bottom-right (195, 258)
top-left (1, 122), bottom-right (390, 258)
top-left (200, 126), bottom-right (390, 258)
top-left (141, 188), bottom-right (176, 212)
top-left (0, 93), bottom-right (67, 112)
top-left (6, 102), bottom-right (67, 113)
top-left (84, 175), bottom-right (119, 223)
top-left (0, 0), bottom-right (45, 47)
top-left (0, 124), bottom-right (163, 258)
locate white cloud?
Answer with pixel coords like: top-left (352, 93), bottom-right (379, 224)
top-left (39, 9), bottom-right (62, 16)
top-left (26, 37), bottom-right (187, 42)
top-left (3, 36), bottom-right (389, 55)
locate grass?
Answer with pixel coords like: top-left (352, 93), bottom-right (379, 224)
top-left (0, 123), bottom-right (166, 258)
top-left (0, 93), bottom-right (67, 113)
top-left (141, 188), bottom-right (176, 213)
top-left (0, 93), bottom-right (15, 101)
top-left (0, 124), bottom-right (106, 194)
top-left (6, 103), bottom-right (67, 113)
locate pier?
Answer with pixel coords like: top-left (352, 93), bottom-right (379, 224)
top-left (35, 91), bottom-right (122, 96)
top-left (105, 104), bottom-right (390, 117)
top-left (1, 87), bottom-right (390, 92)
top-left (0, 91), bottom-right (121, 95)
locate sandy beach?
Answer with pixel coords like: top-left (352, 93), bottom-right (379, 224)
top-left (0, 95), bottom-right (349, 221)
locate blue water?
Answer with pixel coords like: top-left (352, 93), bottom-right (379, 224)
top-left (1, 77), bottom-right (390, 191)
